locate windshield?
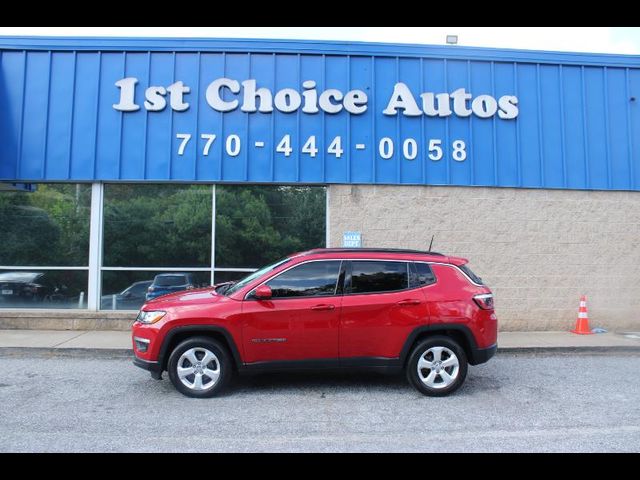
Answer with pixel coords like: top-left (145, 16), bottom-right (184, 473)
top-left (154, 275), bottom-right (187, 287)
top-left (0, 272), bottom-right (41, 283)
top-left (122, 282), bottom-right (151, 295)
top-left (224, 257), bottom-right (291, 296)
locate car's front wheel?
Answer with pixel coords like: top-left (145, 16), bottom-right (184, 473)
top-left (406, 336), bottom-right (468, 396)
top-left (167, 337), bottom-right (232, 398)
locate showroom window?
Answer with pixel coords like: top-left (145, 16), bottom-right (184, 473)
top-left (1, 183), bottom-right (326, 311)
top-left (100, 184), bottom-right (213, 311)
top-left (0, 184), bottom-right (91, 309)
top-left (214, 185), bottom-right (326, 283)
top-left (100, 184), bottom-right (326, 310)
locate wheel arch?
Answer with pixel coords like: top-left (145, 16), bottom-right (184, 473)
top-left (400, 324), bottom-right (480, 366)
top-left (158, 326), bottom-right (243, 371)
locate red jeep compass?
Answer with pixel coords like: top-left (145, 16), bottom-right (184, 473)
top-left (132, 248), bottom-right (497, 397)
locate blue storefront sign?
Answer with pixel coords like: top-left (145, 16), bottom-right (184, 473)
top-left (0, 37), bottom-right (639, 190)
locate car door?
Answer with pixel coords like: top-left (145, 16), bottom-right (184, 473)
top-left (240, 260), bottom-right (343, 364)
top-left (339, 260), bottom-right (430, 362)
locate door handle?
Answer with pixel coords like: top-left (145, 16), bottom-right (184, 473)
top-left (311, 304), bottom-right (336, 311)
top-left (396, 299), bottom-right (422, 306)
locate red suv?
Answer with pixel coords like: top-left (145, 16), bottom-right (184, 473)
top-left (132, 248), bottom-right (497, 397)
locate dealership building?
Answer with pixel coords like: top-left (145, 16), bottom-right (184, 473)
top-left (0, 36), bottom-right (639, 331)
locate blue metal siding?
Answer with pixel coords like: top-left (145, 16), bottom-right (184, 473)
top-left (470, 61), bottom-right (494, 186)
top-left (45, 52), bottom-right (73, 180)
top-left (72, 53), bottom-right (100, 180)
top-left (0, 37), bottom-right (639, 190)
top-left (494, 62), bottom-right (518, 186)
top-left (630, 69), bottom-right (640, 188)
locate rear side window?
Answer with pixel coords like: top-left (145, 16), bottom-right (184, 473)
top-left (349, 261), bottom-right (409, 294)
top-left (458, 264), bottom-right (484, 285)
top-left (266, 261), bottom-right (341, 298)
top-left (410, 262), bottom-right (436, 287)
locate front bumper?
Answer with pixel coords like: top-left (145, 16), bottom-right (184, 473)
top-left (133, 356), bottom-right (163, 379)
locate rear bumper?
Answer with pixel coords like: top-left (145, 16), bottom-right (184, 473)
top-left (469, 343), bottom-right (497, 365)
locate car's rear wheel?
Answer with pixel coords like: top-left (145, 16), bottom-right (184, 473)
top-left (168, 337), bottom-right (232, 398)
top-left (406, 336), bottom-right (468, 396)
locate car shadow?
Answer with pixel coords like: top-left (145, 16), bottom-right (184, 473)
top-left (229, 370), bottom-right (410, 393)
top-left (148, 368), bottom-right (497, 398)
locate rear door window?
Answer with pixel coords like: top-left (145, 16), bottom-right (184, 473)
top-left (410, 262), bottom-right (436, 287)
top-left (348, 261), bottom-right (409, 294)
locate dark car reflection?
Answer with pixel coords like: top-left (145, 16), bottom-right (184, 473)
top-left (101, 280), bottom-right (153, 310)
top-left (145, 273), bottom-right (198, 301)
top-left (0, 271), bottom-right (70, 306)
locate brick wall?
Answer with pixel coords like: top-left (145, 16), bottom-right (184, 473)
top-left (329, 185), bottom-right (640, 331)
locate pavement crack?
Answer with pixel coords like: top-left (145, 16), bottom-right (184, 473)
top-left (52, 331), bottom-right (88, 348)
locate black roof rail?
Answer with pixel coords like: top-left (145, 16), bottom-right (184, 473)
top-left (304, 248), bottom-right (445, 256)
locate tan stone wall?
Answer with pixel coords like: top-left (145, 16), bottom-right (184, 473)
top-left (0, 310), bottom-right (134, 331)
top-left (329, 185), bottom-right (640, 332)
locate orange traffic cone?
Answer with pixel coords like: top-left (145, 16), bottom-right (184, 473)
top-left (571, 295), bottom-right (593, 335)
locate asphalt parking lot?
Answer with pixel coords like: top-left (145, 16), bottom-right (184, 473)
top-left (0, 352), bottom-right (638, 452)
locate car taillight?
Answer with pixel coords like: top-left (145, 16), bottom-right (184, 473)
top-left (473, 293), bottom-right (494, 310)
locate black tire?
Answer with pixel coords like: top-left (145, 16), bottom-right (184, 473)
top-left (406, 336), bottom-right (468, 397)
top-left (167, 337), bottom-right (232, 398)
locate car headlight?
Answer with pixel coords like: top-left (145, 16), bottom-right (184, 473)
top-left (136, 310), bottom-right (166, 324)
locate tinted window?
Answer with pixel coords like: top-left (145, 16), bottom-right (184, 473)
top-left (266, 261), bottom-right (341, 298)
top-left (458, 264), bottom-right (484, 285)
top-left (410, 262), bottom-right (436, 287)
top-left (349, 261), bottom-right (409, 294)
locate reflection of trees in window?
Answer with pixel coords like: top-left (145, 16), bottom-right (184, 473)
top-left (102, 185), bottom-right (212, 268)
top-left (0, 184), bottom-right (91, 266)
top-left (266, 261), bottom-right (340, 298)
top-left (350, 262), bottom-right (409, 293)
top-left (215, 186), bottom-right (326, 268)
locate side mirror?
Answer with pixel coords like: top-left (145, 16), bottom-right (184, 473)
top-left (254, 285), bottom-right (272, 300)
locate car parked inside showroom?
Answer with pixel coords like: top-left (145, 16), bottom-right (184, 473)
top-left (101, 280), bottom-right (153, 310)
top-left (145, 273), bottom-right (199, 301)
top-left (0, 271), bottom-right (68, 306)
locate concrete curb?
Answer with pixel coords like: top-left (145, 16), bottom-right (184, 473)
top-left (1, 345), bottom-right (639, 359)
top-left (0, 347), bottom-right (133, 358)
top-left (497, 346), bottom-right (640, 355)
